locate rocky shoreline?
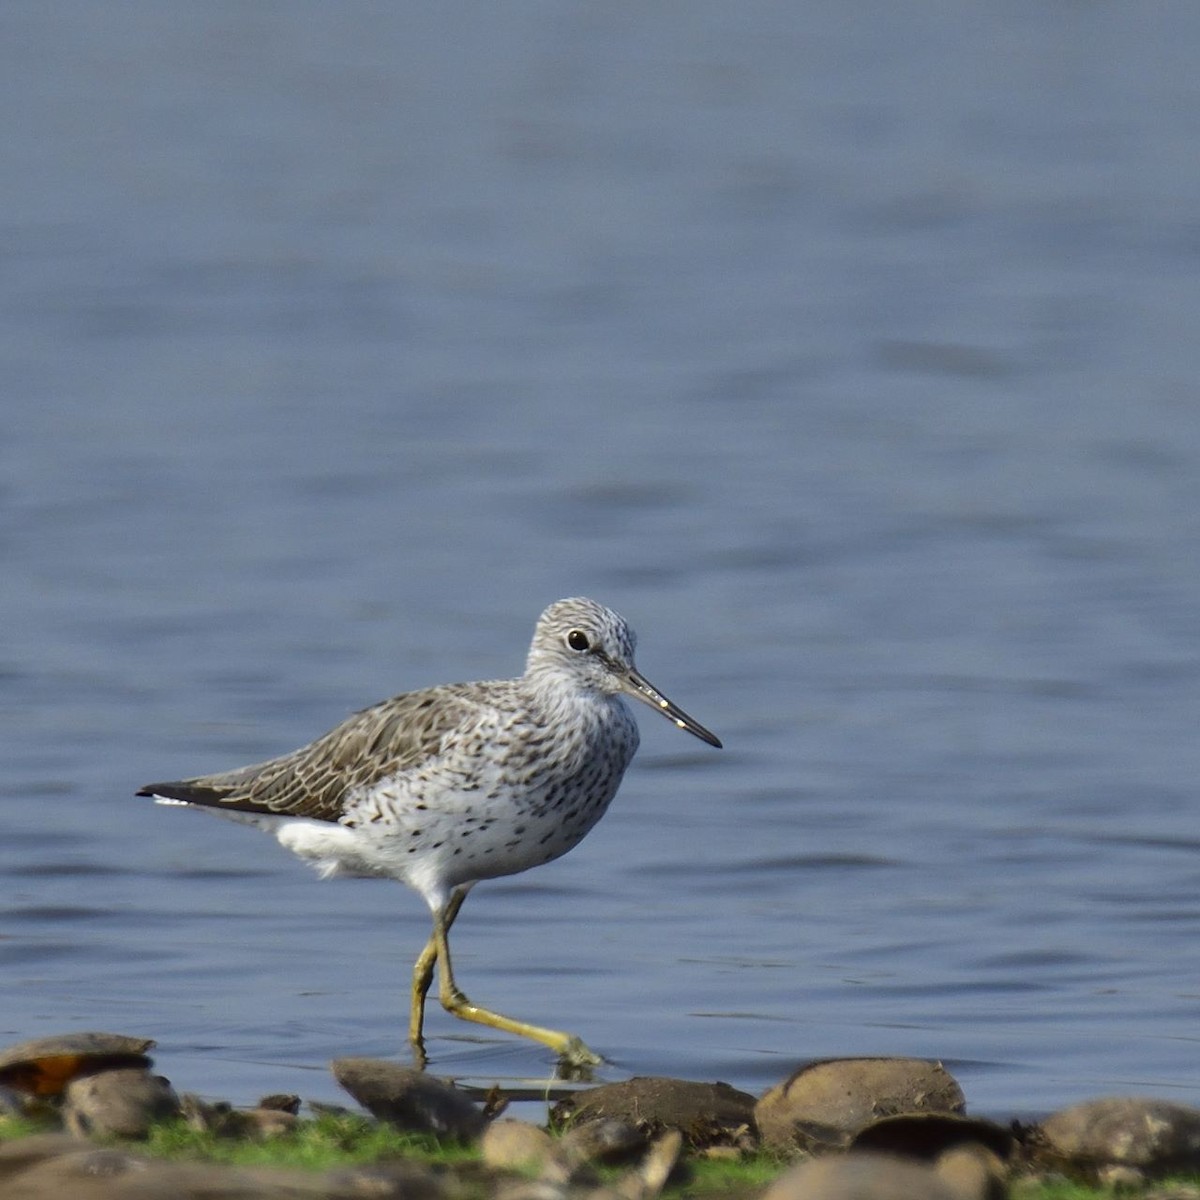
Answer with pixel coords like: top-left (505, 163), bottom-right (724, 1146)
top-left (3, 1032), bottom-right (1200, 1198)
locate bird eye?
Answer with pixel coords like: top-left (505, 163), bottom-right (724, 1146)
top-left (566, 629), bottom-right (590, 652)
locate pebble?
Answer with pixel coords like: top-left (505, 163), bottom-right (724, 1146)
top-left (63, 1067), bottom-right (180, 1139)
top-left (762, 1148), bottom-right (1000, 1200)
top-left (551, 1076), bottom-right (755, 1151)
top-left (755, 1057), bottom-right (966, 1154)
top-left (1036, 1096), bottom-right (1200, 1181)
top-left (331, 1057), bottom-right (486, 1141)
top-left (481, 1118), bottom-right (566, 1177)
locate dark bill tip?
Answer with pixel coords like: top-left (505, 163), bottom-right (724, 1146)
top-left (623, 669), bottom-right (722, 748)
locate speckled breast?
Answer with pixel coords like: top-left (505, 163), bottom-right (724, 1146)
top-left (348, 693), bottom-right (642, 890)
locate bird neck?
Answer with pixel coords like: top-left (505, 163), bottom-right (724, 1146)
top-left (522, 667), bottom-right (624, 724)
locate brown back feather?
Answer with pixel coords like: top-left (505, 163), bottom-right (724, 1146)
top-left (139, 684), bottom-right (486, 822)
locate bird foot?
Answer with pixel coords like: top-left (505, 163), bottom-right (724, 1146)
top-left (556, 1035), bottom-right (603, 1071)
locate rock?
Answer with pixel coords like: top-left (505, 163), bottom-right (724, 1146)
top-left (0, 1033), bottom-right (155, 1098)
top-left (243, 1107), bottom-right (301, 1138)
top-left (1, 1148), bottom-right (143, 1200)
top-left (1036, 1096), bottom-right (1200, 1180)
top-left (763, 1152), bottom-right (949, 1200)
top-left (257, 1093), bottom-right (301, 1114)
top-left (1096, 1164), bottom-right (1149, 1189)
top-left (481, 1118), bottom-right (565, 1176)
top-left (331, 1058), bottom-right (486, 1141)
top-left (618, 1129), bottom-right (683, 1200)
top-left (850, 1112), bottom-right (1013, 1162)
top-left (935, 1145), bottom-right (1008, 1200)
top-left (0, 1131), bottom-right (447, 1199)
top-left (560, 1117), bottom-right (648, 1166)
top-left (492, 1129), bottom-right (684, 1200)
top-left (763, 1148), bottom-right (1002, 1200)
top-left (756, 1058), bottom-right (965, 1154)
top-left (0, 1135), bottom-right (86, 1185)
top-left (0, 1140), bottom-right (190, 1200)
top-left (177, 1093), bottom-right (298, 1140)
top-left (62, 1067), bottom-right (180, 1139)
top-left (322, 1160), bottom-right (445, 1199)
top-left (551, 1076), bottom-right (756, 1150)
top-left (180, 1092), bottom-right (252, 1137)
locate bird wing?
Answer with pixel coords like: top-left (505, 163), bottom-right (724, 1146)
top-left (137, 684), bottom-right (488, 823)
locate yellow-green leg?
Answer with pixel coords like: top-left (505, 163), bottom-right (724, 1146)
top-left (408, 887), bottom-right (601, 1068)
top-left (409, 888), bottom-right (467, 1051)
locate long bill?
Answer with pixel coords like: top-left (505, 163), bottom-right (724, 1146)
top-left (620, 667), bottom-right (723, 748)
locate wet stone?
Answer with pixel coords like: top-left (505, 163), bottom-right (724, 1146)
top-left (63, 1067), bottom-right (180, 1139)
top-left (332, 1057), bottom-right (487, 1141)
top-left (755, 1057), bottom-right (966, 1154)
top-left (1036, 1096), bottom-right (1200, 1181)
top-left (0, 1032), bottom-right (155, 1098)
top-left (551, 1076), bottom-right (756, 1151)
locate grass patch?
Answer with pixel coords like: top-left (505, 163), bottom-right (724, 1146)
top-left (141, 1111), bottom-right (477, 1170)
top-left (1014, 1178), bottom-right (1200, 1200)
top-left (677, 1152), bottom-right (792, 1197)
top-left (0, 1116), bottom-right (52, 1142)
top-left (141, 1121), bottom-right (791, 1196)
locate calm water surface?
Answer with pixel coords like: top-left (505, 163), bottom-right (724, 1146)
top-left (4, 3), bottom-right (1200, 1118)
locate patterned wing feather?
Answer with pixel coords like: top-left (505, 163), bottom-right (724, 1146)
top-left (137, 684), bottom-right (485, 822)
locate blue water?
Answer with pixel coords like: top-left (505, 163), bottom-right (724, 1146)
top-left (4, 1), bottom-right (1200, 1120)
